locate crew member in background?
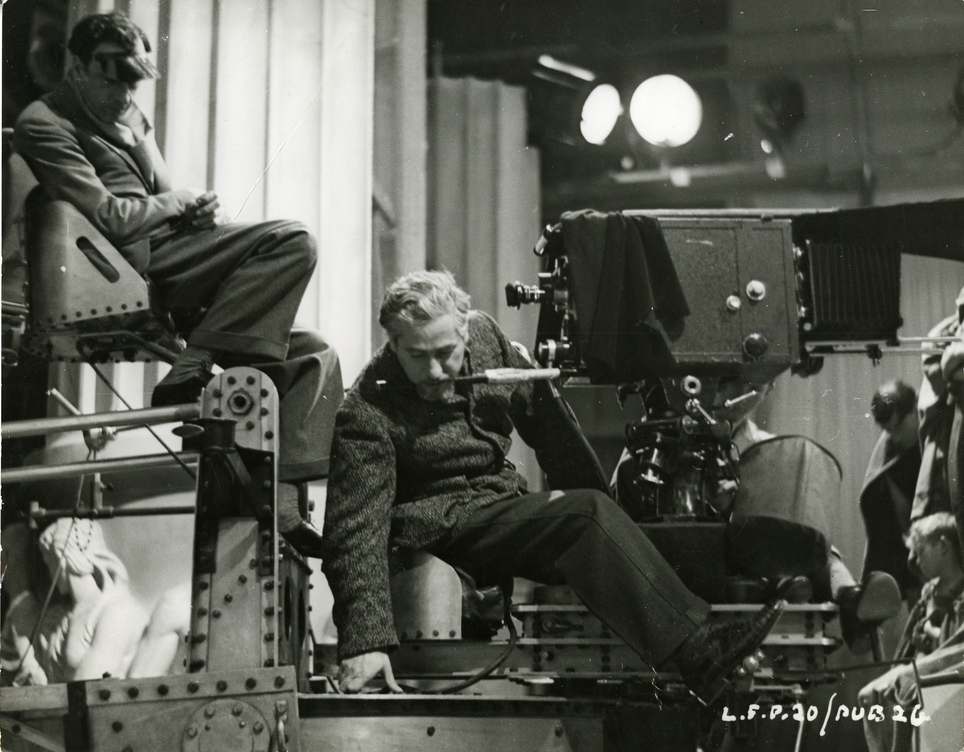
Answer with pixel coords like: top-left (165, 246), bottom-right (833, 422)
top-left (322, 270), bottom-right (784, 704)
top-left (914, 286), bottom-right (964, 556)
top-left (860, 380), bottom-right (923, 605)
top-left (858, 512), bottom-right (964, 752)
top-left (13, 12), bottom-right (341, 557)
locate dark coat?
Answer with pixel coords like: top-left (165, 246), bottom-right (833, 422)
top-left (321, 311), bottom-right (607, 659)
top-left (859, 431), bottom-right (922, 598)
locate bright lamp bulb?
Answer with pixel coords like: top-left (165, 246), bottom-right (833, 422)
top-left (629, 75), bottom-right (702, 148)
top-left (580, 84), bottom-right (622, 145)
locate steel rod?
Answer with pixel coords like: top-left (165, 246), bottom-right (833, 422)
top-left (31, 505), bottom-right (196, 520)
top-left (2, 452), bottom-right (199, 484)
top-left (622, 206), bottom-right (824, 219)
top-left (1, 403), bottom-right (201, 439)
top-left (897, 336), bottom-right (959, 345)
top-left (47, 388), bottom-right (83, 417)
top-left (804, 345), bottom-right (944, 356)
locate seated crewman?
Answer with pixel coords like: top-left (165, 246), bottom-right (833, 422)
top-left (321, 270), bottom-right (784, 704)
top-left (858, 513), bottom-right (964, 752)
top-left (13, 12), bottom-right (341, 556)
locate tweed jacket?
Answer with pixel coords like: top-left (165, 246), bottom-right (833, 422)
top-left (322, 311), bottom-right (607, 659)
top-left (13, 80), bottom-right (195, 273)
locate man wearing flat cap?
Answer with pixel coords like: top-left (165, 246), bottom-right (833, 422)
top-left (13, 12), bottom-right (339, 558)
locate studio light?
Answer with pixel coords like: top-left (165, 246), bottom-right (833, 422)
top-left (538, 54), bottom-right (596, 83)
top-left (529, 59), bottom-right (621, 147)
top-left (629, 74), bottom-right (703, 148)
top-left (753, 76), bottom-right (806, 153)
top-left (580, 83), bottom-right (622, 145)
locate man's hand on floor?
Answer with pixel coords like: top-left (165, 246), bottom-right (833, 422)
top-left (337, 650), bottom-right (403, 694)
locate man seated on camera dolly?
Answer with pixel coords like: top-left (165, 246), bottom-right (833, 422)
top-left (13, 12), bottom-right (341, 557)
top-left (321, 270), bottom-right (784, 703)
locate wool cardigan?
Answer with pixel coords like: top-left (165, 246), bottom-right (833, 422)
top-left (322, 311), bottom-right (607, 660)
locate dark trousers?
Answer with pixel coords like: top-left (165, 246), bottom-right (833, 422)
top-left (148, 220), bottom-right (342, 483)
top-left (426, 489), bottom-right (710, 665)
top-left (254, 328), bottom-right (343, 483)
top-left (148, 220), bottom-right (316, 361)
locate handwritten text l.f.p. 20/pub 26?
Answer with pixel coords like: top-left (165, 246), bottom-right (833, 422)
top-left (721, 694), bottom-right (929, 738)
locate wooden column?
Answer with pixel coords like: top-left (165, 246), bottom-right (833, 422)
top-left (315, 0), bottom-right (376, 381)
top-left (427, 76), bottom-right (543, 490)
top-left (372, 0), bottom-right (427, 347)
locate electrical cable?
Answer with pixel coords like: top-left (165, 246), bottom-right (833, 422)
top-left (321, 590), bottom-right (519, 696)
top-left (8, 517), bottom-right (78, 680)
top-left (775, 656), bottom-right (931, 709)
top-left (429, 593), bottom-right (519, 695)
top-left (546, 379), bottom-right (609, 491)
top-left (88, 362), bottom-right (197, 481)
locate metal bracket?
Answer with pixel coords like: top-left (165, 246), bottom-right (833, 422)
top-left (189, 368), bottom-right (281, 675)
top-left (0, 715), bottom-right (67, 752)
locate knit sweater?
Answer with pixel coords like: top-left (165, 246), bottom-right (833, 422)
top-left (321, 311), bottom-right (607, 659)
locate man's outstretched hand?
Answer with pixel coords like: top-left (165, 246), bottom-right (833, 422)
top-left (337, 650), bottom-right (403, 694)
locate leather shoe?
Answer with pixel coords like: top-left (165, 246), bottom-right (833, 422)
top-left (281, 520), bottom-right (325, 559)
top-left (672, 599), bottom-right (786, 705)
top-left (151, 354), bottom-right (213, 407)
